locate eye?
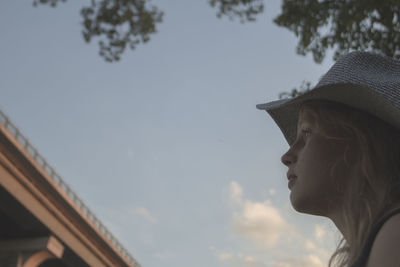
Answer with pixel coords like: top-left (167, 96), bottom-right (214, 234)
top-left (302, 128), bottom-right (312, 137)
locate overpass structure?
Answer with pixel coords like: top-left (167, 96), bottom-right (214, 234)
top-left (0, 110), bottom-right (140, 267)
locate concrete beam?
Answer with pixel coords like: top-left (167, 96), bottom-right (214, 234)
top-left (0, 236), bottom-right (64, 258)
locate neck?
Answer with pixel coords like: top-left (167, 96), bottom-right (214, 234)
top-left (328, 208), bottom-right (350, 243)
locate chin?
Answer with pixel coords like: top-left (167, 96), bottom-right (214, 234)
top-left (290, 193), bottom-right (329, 217)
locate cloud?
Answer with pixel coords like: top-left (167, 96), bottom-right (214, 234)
top-left (228, 182), bottom-right (296, 249)
top-left (269, 188), bottom-right (276, 196)
top-left (271, 254), bottom-right (325, 267)
top-left (305, 239), bottom-right (317, 251)
top-left (232, 200), bottom-right (291, 249)
top-left (211, 248), bottom-right (269, 267)
top-left (218, 252), bottom-right (234, 261)
top-left (224, 181), bottom-right (334, 266)
top-left (302, 238), bottom-right (332, 264)
top-left (314, 224), bottom-right (326, 242)
top-left (230, 181), bottom-right (243, 205)
top-left (241, 254), bottom-right (255, 263)
top-left (213, 249), bottom-right (327, 267)
top-left (135, 207), bottom-right (158, 224)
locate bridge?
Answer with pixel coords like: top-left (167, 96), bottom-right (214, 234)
top-left (0, 110), bottom-right (140, 267)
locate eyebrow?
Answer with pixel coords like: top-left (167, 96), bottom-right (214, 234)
top-left (297, 116), bottom-right (310, 129)
top-left (298, 110), bottom-right (316, 126)
top-left (298, 120), bottom-right (312, 128)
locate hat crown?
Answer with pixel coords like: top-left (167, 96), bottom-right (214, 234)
top-left (257, 51), bottom-right (400, 146)
top-left (315, 51), bottom-right (400, 108)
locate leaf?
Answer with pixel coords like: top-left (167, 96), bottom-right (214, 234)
top-left (273, 0), bottom-right (400, 63)
top-left (79, 0), bottom-right (163, 62)
top-left (209, 0), bottom-right (264, 23)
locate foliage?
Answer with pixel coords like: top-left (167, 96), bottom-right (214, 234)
top-left (278, 80), bottom-right (312, 99)
top-left (209, 0), bottom-right (264, 23)
top-left (208, 0), bottom-right (400, 98)
top-left (274, 0), bottom-right (400, 63)
top-left (33, 0), bottom-right (400, 72)
top-left (33, 0), bottom-right (66, 7)
top-left (34, 0), bottom-right (163, 62)
top-left (211, 0), bottom-right (400, 64)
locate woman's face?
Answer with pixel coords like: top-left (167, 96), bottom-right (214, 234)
top-left (281, 108), bottom-right (351, 217)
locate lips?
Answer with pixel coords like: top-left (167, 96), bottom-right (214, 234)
top-left (288, 176), bottom-right (297, 189)
top-left (287, 173), bottom-right (297, 189)
top-left (287, 172), bottom-right (297, 181)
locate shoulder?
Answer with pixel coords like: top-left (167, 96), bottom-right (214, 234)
top-left (366, 212), bottom-right (400, 267)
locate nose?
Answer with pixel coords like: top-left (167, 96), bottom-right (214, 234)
top-left (281, 147), bottom-right (296, 166)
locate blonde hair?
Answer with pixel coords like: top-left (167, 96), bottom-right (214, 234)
top-left (299, 100), bottom-right (400, 267)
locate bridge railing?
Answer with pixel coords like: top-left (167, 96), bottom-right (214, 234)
top-left (0, 110), bottom-right (140, 267)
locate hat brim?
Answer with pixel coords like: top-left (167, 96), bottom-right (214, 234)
top-left (256, 82), bottom-right (399, 146)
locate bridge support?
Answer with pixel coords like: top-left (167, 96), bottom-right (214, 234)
top-left (0, 236), bottom-right (64, 267)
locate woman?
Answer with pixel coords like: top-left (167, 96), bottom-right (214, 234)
top-left (256, 51), bottom-right (400, 267)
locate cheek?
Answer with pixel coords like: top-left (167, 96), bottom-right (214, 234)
top-left (297, 141), bottom-right (346, 184)
top-left (326, 141), bottom-right (351, 175)
top-left (310, 142), bottom-right (350, 194)
top-left (328, 155), bottom-right (352, 193)
top-left (290, 140), bottom-right (349, 215)
top-left (298, 144), bottom-right (331, 173)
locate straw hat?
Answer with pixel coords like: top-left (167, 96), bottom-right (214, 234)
top-left (256, 51), bottom-right (400, 146)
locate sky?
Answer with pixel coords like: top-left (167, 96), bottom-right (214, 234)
top-left (1, 1), bottom-right (342, 266)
